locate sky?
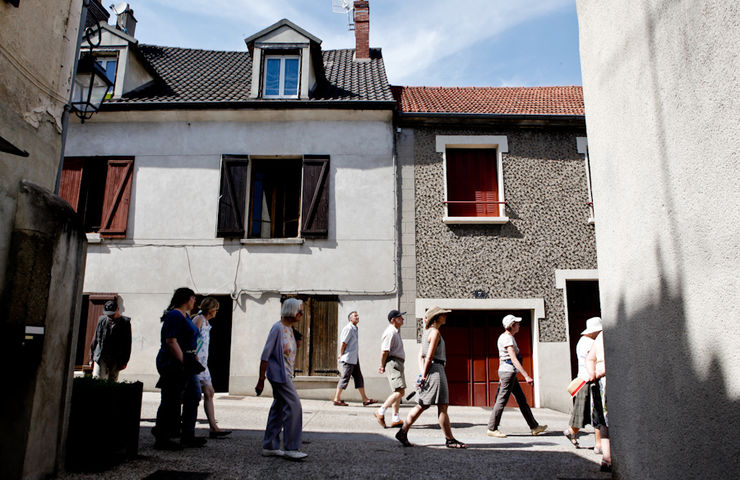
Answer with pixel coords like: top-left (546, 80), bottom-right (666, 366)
top-left (123, 0), bottom-right (582, 87)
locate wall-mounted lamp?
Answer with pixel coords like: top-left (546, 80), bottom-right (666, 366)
top-left (70, 23), bottom-right (112, 123)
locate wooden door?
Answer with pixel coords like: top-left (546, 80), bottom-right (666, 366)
top-left (286, 296), bottom-right (338, 376)
top-left (445, 310), bottom-right (534, 407)
top-left (75, 294), bottom-right (117, 370)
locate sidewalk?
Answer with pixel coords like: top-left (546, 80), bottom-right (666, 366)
top-left (57, 392), bottom-right (611, 479)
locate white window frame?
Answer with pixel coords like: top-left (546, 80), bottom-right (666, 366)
top-left (436, 135), bottom-right (509, 224)
top-left (262, 55), bottom-right (300, 99)
top-left (577, 137), bottom-right (595, 224)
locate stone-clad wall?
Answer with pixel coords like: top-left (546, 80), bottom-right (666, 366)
top-left (414, 127), bottom-right (596, 342)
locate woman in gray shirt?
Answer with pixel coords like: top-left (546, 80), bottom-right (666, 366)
top-left (395, 306), bottom-right (467, 448)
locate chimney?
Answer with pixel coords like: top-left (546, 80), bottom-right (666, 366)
top-left (353, 1), bottom-right (370, 61)
top-left (113, 4), bottom-right (137, 37)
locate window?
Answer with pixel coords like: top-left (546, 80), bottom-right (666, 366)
top-left (263, 55), bottom-right (300, 98)
top-left (94, 54), bottom-right (118, 99)
top-left (437, 135), bottom-right (509, 224)
top-left (217, 155), bottom-right (330, 239)
top-left (60, 157), bottom-right (134, 237)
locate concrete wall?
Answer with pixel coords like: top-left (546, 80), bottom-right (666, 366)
top-left (398, 125), bottom-right (595, 411)
top-left (577, 1), bottom-right (739, 478)
top-left (65, 109), bottom-right (402, 398)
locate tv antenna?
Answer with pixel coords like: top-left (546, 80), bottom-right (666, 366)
top-left (332, 0), bottom-right (354, 31)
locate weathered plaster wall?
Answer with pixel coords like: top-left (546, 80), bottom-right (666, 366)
top-left (577, 0), bottom-right (739, 478)
top-left (413, 127), bottom-right (595, 341)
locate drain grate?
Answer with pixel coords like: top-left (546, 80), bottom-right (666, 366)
top-left (143, 470), bottom-right (210, 480)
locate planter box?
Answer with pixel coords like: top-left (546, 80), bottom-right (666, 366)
top-left (66, 378), bottom-right (143, 472)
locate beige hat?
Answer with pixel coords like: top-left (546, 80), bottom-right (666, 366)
top-left (424, 306), bottom-right (451, 328)
top-left (581, 317), bottom-right (603, 335)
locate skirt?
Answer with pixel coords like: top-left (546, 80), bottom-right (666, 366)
top-left (417, 363), bottom-right (449, 406)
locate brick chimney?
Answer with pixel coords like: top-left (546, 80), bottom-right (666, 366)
top-left (353, 1), bottom-right (370, 61)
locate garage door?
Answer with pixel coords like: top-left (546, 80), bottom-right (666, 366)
top-left (444, 310), bottom-right (534, 407)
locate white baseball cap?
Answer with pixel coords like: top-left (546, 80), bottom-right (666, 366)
top-left (502, 314), bottom-right (522, 329)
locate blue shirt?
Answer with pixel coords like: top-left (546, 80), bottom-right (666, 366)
top-left (160, 309), bottom-right (199, 352)
top-left (261, 321), bottom-right (293, 384)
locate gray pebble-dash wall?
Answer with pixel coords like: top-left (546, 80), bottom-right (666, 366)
top-left (412, 127), bottom-right (597, 342)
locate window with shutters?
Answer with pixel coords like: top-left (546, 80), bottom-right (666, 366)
top-left (60, 157), bottom-right (134, 237)
top-left (438, 135), bottom-right (509, 225)
top-left (217, 154), bottom-right (330, 240)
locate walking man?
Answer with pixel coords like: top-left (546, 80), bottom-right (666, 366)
top-left (333, 311), bottom-right (375, 406)
top-left (375, 309), bottom-right (406, 428)
top-left (89, 298), bottom-right (132, 381)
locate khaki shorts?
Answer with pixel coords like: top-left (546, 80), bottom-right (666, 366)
top-left (386, 358), bottom-right (406, 390)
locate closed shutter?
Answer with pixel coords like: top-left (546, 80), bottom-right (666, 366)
top-left (447, 149), bottom-right (499, 217)
top-left (99, 158), bottom-right (134, 237)
top-left (217, 156), bottom-right (249, 238)
top-left (300, 155), bottom-right (330, 238)
top-left (59, 157), bottom-right (85, 211)
top-left (308, 297), bottom-right (338, 375)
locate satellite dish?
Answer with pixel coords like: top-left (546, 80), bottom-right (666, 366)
top-left (332, 0), bottom-right (353, 14)
top-left (110, 2), bottom-right (129, 15)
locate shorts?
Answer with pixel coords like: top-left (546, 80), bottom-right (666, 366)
top-left (337, 361), bottom-right (364, 389)
top-left (386, 358), bottom-right (406, 390)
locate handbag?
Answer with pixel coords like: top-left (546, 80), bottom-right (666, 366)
top-left (184, 351), bottom-right (205, 375)
top-left (567, 377), bottom-right (587, 396)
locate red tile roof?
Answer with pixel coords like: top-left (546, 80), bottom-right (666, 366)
top-left (392, 86), bottom-right (583, 116)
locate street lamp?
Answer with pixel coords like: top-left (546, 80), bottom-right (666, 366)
top-left (70, 53), bottom-right (113, 122)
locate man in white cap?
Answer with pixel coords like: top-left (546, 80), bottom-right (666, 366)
top-left (89, 297), bottom-right (132, 381)
top-left (486, 314), bottom-right (547, 438)
top-left (564, 317), bottom-right (603, 450)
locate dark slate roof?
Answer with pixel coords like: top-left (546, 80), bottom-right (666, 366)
top-left (106, 45), bottom-right (394, 107)
top-left (392, 86), bottom-right (584, 116)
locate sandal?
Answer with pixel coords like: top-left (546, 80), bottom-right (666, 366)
top-left (395, 428), bottom-right (413, 447)
top-left (332, 400), bottom-right (348, 406)
top-left (563, 429), bottom-right (579, 447)
top-left (445, 438), bottom-right (468, 449)
top-left (362, 399), bottom-right (376, 406)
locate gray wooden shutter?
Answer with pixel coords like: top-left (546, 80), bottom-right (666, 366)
top-left (217, 156), bottom-right (249, 238)
top-left (300, 155), bottom-right (329, 238)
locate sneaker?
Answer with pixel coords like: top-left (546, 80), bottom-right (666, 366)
top-left (284, 450), bottom-right (308, 460)
top-left (531, 425), bottom-right (548, 436)
top-left (153, 438), bottom-right (183, 451)
top-left (486, 429), bottom-right (507, 438)
top-left (261, 448), bottom-right (285, 457)
top-left (181, 435), bottom-right (207, 448)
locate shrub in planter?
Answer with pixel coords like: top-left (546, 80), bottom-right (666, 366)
top-left (66, 377), bottom-right (143, 472)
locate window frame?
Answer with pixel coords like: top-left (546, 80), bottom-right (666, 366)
top-left (94, 51), bottom-right (119, 99)
top-left (436, 135), bottom-right (509, 225)
top-left (577, 137), bottom-right (595, 224)
top-left (262, 54), bottom-right (301, 99)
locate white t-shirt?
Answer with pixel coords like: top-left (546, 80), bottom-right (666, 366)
top-left (498, 332), bottom-right (518, 373)
top-left (575, 335), bottom-right (595, 380)
top-left (380, 324), bottom-right (405, 360)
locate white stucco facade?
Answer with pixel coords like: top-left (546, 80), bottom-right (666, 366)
top-left (65, 108), bottom-right (404, 396)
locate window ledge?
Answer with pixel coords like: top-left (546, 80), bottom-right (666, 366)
top-left (86, 232), bottom-right (102, 243)
top-left (240, 238), bottom-right (305, 245)
top-left (443, 216), bottom-right (510, 225)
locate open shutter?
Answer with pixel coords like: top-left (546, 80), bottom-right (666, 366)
top-left (99, 158), bottom-right (134, 237)
top-left (300, 155), bottom-right (330, 238)
top-left (217, 156), bottom-right (249, 238)
top-left (59, 157), bottom-right (85, 211)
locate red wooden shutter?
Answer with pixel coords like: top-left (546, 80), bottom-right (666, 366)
top-left (446, 149), bottom-right (499, 217)
top-left (217, 156), bottom-right (249, 238)
top-left (99, 158), bottom-right (134, 237)
top-left (59, 157), bottom-right (85, 212)
top-left (301, 155), bottom-right (330, 238)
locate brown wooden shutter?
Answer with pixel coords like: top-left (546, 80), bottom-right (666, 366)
top-left (59, 157), bottom-right (85, 211)
top-left (308, 296), bottom-right (338, 375)
top-left (98, 158), bottom-right (134, 237)
top-left (217, 156), bottom-right (249, 238)
top-left (300, 155), bottom-right (330, 238)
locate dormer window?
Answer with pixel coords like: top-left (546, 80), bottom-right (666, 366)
top-left (95, 54), bottom-right (118, 98)
top-left (263, 55), bottom-right (300, 98)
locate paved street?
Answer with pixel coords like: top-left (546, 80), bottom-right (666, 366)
top-left (58, 392), bottom-right (611, 480)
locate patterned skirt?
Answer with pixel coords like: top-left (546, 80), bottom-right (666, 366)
top-left (417, 363), bottom-right (449, 406)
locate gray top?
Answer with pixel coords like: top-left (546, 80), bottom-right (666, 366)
top-left (498, 332), bottom-right (518, 373)
top-left (380, 324), bottom-right (405, 360)
top-left (339, 322), bottom-right (359, 364)
top-left (421, 328), bottom-right (446, 363)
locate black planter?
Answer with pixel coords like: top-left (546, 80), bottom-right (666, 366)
top-left (66, 377), bottom-right (143, 472)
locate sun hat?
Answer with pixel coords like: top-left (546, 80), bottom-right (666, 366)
top-left (581, 317), bottom-right (603, 335)
top-left (424, 306), bottom-right (451, 328)
top-left (502, 314), bottom-right (522, 329)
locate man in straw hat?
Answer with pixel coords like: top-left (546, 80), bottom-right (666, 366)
top-left (374, 310), bottom-right (407, 428)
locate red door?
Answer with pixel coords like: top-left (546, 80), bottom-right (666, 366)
top-left (444, 310), bottom-right (533, 407)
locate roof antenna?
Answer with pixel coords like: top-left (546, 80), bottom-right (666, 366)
top-left (332, 0), bottom-right (354, 31)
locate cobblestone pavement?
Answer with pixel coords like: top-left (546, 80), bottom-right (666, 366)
top-left (57, 392), bottom-right (611, 480)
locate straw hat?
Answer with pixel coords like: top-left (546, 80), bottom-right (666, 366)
top-left (424, 306), bottom-right (451, 328)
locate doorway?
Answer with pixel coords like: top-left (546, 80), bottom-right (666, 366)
top-left (193, 295), bottom-right (233, 392)
top-left (565, 280), bottom-right (601, 379)
top-left (444, 310), bottom-right (534, 407)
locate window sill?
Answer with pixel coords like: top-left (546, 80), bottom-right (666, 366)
top-left (443, 216), bottom-right (509, 225)
top-left (86, 232), bottom-right (102, 243)
top-left (240, 238), bottom-right (305, 245)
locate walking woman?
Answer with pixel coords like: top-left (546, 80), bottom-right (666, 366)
top-left (153, 287), bottom-right (206, 450)
top-left (192, 297), bottom-right (231, 439)
top-left (486, 314), bottom-right (547, 438)
top-left (395, 306), bottom-right (467, 448)
top-left (255, 298), bottom-right (308, 460)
